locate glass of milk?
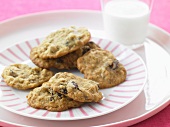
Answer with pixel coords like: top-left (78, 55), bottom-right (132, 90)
top-left (101, 0), bottom-right (154, 48)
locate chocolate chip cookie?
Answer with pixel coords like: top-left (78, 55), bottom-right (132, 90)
top-left (49, 72), bottom-right (103, 102)
top-left (1, 64), bottom-right (53, 90)
top-left (77, 49), bottom-right (127, 89)
top-left (27, 82), bottom-right (83, 111)
top-left (30, 42), bottom-right (100, 69)
top-left (37, 26), bottom-right (91, 59)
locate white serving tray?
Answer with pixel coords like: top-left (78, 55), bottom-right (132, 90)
top-left (0, 10), bottom-right (170, 127)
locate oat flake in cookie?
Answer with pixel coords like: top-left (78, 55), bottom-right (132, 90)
top-left (37, 26), bottom-right (91, 59)
top-left (49, 72), bottom-right (103, 102)
top-left (77, 49), bottom-right (127, 89)
top-left (27, 82), bottom-right (83, 111)
top-left (1, 64), bottom-right (53, 90)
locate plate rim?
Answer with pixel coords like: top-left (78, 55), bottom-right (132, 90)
top-left (0, 10), bottom-right (170, 127)
top-left (0, 36), bottom-right (147, 120)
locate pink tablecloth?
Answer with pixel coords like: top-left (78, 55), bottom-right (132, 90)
top-left (0, 0), bottom-right (170, 127)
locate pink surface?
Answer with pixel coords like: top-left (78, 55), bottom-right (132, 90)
top-left (0, 0), bottom-right (170, 127)
top-left (0, 0), bottom-right (170, 33)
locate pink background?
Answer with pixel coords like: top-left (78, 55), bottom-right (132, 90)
top-left (0, 0), bottom-right (170, 127)
top-left (0, 0), bottom-right (170, 33)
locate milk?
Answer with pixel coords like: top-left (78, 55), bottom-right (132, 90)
top-left (103, 1), bottom-right (150, 45)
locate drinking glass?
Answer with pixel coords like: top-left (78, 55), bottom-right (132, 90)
top-left (101, 0), bottom-right (154, 48)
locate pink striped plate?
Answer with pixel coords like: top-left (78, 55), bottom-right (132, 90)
top-left (0, 37), bottom-right (147, 120)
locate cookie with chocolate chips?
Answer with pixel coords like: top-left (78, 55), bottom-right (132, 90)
top-left (77, 49), bottom-right (127, 89)
top-left (49, 72), bottom-right (103, 102)
top-left (37, 26), bottom-right (91, 59)
top-left (1, 64), bottom-right (53, 90)
top-left (30, 42), bottom-right (100, 69)
top-left (27, 82), bottom-right (83, 111)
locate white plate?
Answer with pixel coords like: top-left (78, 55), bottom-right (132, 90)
top-left (0, 10), bottom-right (170, 127)
top-left (0, 36), bottom-right (147, 120)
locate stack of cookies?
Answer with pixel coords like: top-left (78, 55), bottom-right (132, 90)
top-left (27, 26), bottom-right (103, 111)
top-left (1, 26), bottom-right (127, 112)
top-left (28, 26), bottom-right (126, 111)
top-left (30, 26), bottom-right (95, 69)
top-left (30, 26), bottom-right (126, 89)
top-left (1, 64), bottom-right (102, 112)
top-left (27, 72), bottom-right (103, 111)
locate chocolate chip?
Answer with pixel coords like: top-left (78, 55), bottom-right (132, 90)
top-left (59, 83), bottom-right (64, 86)
top-left (9, 70), bottom-right (18, 77)
top-left (109, 60), bottom-right (119, 70)
top-left (71, 81), bottom-right (82, 91)
top-left (89, 41), bottom-right (93, 44)
top-left (82, 46), bottom-right (91, 55)
top-left (71, 81), bottom-right (79, 89)
top-left (61, 88), bottom-right (67, 94)
top-left (57, 93), bottom-right (62, 98)
top-left (50, 97), bottom-right (54, 101)
top-left (78, 37), bottom-right (81, 40)
top-left (65, 41), bottom-right (69, 45)
top-left (48, 88), bottom-right (54, 95)
top-left (51, 92), bottom-right (54, 96)
top-left (64, 89), bottom-right (67, 94)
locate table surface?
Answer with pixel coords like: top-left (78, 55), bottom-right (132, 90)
top-left (0, 0), bottom-right (170, 127)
